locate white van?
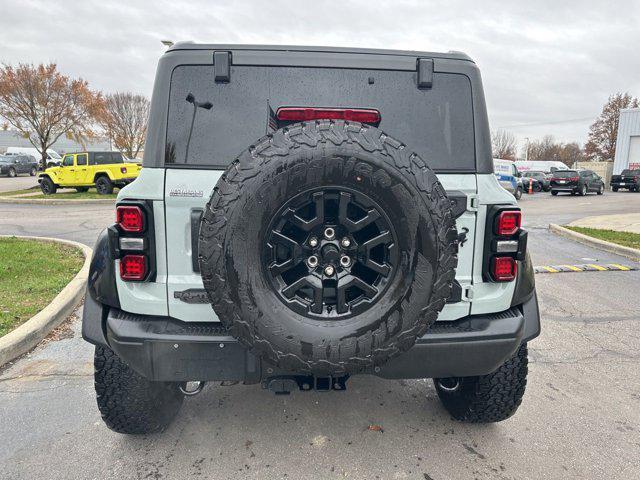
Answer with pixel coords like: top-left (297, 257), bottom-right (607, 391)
top-left (493, 158), bottom-right (523, 199)
top-left (5, 147), bottom-right (62, 167)
top-left (514, 160), bottom-right (569, 174)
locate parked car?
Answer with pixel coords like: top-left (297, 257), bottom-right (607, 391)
top-left (82, 44), bottom-right (540, 434)
top-left (0, 154), bottom-right (38, 177)
top-left (5, 147), bottom-right (62, 168)
top-left (521, 171), bottom-right (550, 192)
top-left (550, 169), bottom-right (605, 196)
top-left (493, 158), bottom-right (523, 199)
top-left (610, 169), bottom-right (640, 192)
top-left (38, 151), bottom-right (141, 194)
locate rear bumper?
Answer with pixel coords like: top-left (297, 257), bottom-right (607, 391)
top-left (88, 294), bottom-right (540, 383)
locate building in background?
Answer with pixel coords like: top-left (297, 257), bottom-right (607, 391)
top-left (613, 108), bottom-right (640, 174)
top-left (0, 129), bottom-right (111, 155)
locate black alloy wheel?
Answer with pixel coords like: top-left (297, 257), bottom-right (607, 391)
top-left (263, 187), bottom-right (398, 319)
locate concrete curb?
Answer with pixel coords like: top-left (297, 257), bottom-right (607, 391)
top-left (549, 224), bottom-right (640, 261)
top-left (0, 235), bottom-right (92, 367)
top-left (0, 196), bottom-right (114, 205)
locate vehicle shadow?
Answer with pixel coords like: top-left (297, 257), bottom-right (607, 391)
top-left (113, 375), bottom-right (510, 479)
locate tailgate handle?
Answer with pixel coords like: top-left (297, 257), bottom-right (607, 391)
top-left (417, 58), bottom-right (433, 89)
top-left (191, 209), bottom-right (203, 272)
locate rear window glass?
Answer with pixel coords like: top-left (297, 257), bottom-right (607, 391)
top-left (93, 152), bottom-right (123, 165)
top-left (165, 66), bottom-right (475, 171)
top-left (554, 170), bottom-right (577, 178)
top-left (622, 169), bottom-right (640, 175)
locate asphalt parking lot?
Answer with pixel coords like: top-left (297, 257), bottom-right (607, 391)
top-left (1, 189), bottom-right (639, 479)
top-left (0, 174), bottom-right (38, 193)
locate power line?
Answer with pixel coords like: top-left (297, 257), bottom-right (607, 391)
top-left (496, 116), bottom-right (595, 129)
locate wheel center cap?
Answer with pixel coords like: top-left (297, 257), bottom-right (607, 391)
top-left (321, 243), bottom-right (340, 263)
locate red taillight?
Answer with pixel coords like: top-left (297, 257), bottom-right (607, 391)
top-left (491, 257), bottom-right (517, 281)
top-left (121, 167), bottom-right (127, 174)
top-left (116, 205), bottom-right (144, 233)
top-left (120, 254), bottom-right (147, 281)
top-left (495, 210), bottom-right (521, 236)
top-left (276, 107), bottom-right (381, 124)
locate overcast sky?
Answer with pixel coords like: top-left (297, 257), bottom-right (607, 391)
top-left (1, 0), bottom-right (639, 150)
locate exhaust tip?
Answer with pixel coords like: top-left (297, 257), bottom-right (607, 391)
top-left (179, 381), bottom-right (205, 396)
top-left (436, 377), bottom-right (461, 392)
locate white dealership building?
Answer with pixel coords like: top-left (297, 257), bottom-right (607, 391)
top-left (613, 108), bottom-right (640, 173)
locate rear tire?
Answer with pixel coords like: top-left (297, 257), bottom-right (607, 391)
top-left (435, 343), bottom-right (528, 423)
top-left (94, 346), bottom-right (184, 434)
top-left (95, 176), bottom-right (114, 195)
top-left (579, 184), bottom-right (587, 196)
top-left (597, 185), bottom-right (604, 195)
top-left (551, 190), bottom-right (558, 196)
top-left (8, 167), bottom-right (16, 178)
top-left (40, 177), bottom-right (57, 195)
top-left (612, 186), bottom-right (618, 192)
top-left (30, 167), bottom-right (37, 176)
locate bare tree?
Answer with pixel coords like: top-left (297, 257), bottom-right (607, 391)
top-left (558, 142), bottom-right (583, 167)
top-left (524, 135), bottom-right (584, 167)
top-left (97, 92), bottom-right (150, 158)
top-left (491, 129), bottom-right (518, 160)
top-left (584, 92), bottom-right (639, 161)
top-left (0, 63), bottom-right (100, 169)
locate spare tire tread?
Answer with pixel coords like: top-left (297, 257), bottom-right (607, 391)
top-left (199, 120), bottom-right (457, 374)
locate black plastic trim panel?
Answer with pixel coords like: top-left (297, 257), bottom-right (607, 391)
top-left (103, 294), bottom-right (539, 382)
top-left (87, 229), bottom-right (120, 309)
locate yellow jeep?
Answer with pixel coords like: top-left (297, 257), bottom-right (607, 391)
top-left (38, 151), bottom-right (142, 195)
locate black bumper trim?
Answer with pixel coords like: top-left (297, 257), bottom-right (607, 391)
top-left (104, 294), bottom-right (538, 382)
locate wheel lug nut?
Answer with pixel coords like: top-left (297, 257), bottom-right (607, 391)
top-left (308, 237), bottom-right (318, 247)
top-left (340, 237), bottom-right (351, 248)
top-left (324, 227), bottom-right (335, 240)
top-left (324, 265), bottom-right (335, 276)
top-left (307, 256), bottom-right (319, 268)
top-left (340, 256), bottom-right (351, 267)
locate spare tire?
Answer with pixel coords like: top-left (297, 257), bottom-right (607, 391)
top-left (199, 120), bottom-right (457, 376)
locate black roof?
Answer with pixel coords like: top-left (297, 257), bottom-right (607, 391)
top-left (166, 43), bottom-right (474, 63)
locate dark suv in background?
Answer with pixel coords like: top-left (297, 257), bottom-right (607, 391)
top-left (0, 154), bottom-right (38, 177)
top-left (550, 169), bottom-right (604, 196)
top-left (521, 171), bottom-right (550, 192)
top-left (610, 169), bottom-right (640, 192)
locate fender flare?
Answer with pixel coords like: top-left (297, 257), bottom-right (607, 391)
top-left (82, 228), bottom-right (119, 346)
top-left (39, 173), bottom-right (57, 184)
top-left (93, 170), bottom-right (114, 182)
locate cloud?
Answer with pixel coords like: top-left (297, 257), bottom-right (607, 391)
top-left (1, 0), bottom-right (638, 146)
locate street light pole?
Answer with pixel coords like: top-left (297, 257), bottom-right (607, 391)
top-left (524, 137), bottom-right (530, 161)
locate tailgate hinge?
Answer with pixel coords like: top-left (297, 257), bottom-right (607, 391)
top-left (461, 285), bottom-right (474, 302)
top-left (467, 194), bottom-right (479, 212)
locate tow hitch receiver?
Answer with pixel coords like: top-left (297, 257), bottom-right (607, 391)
top-left (264, 375), bottom-right (350, 395)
